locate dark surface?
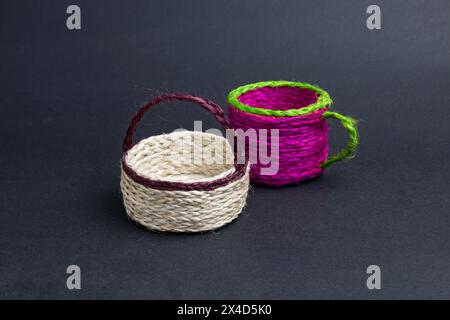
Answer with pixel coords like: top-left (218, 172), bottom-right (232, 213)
top-left (0, 0), bottom-right (449, 299)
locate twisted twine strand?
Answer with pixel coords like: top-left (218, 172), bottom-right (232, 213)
top-left (320, 111), bottom-right (358, 169)
top-left (227, 80), bottom-right (333, 117)
top-left (123, 93), bottom-right (231, 152)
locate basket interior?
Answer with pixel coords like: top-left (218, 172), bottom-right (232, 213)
top-left (238, 86), bottom-right (318, 111)
top-left (125, 131), bottom-right (235, 183)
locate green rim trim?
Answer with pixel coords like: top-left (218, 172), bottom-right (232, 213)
top-left (227, 80), bottom-right (333, 117)
top-left (321, 111), bottom-right (358, 169)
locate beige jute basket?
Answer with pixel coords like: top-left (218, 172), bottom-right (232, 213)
top-left (120, 93), bottom-right (250, 233)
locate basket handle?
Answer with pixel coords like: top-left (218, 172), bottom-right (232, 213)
top-left (123, 93), bottom-right (231, 152)
top-left (320, 111), bottom-right (358, 169)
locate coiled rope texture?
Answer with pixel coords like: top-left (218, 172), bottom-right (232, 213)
top-left (121, 93), bottom-right (250, 233)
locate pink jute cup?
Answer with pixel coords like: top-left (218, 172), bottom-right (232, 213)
top-left (227, 81), bottom-right (358, 186)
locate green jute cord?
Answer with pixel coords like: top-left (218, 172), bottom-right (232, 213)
top-left (227, 80), bottom-right (333, 117)
top-left (321, 111), bottom-right (358, 169)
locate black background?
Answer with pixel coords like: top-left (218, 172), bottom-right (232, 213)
top-left (0, 0), bottom-right (449, 299)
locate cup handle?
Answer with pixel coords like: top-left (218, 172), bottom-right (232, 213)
top-left (320, 111), bottom-right (358, 169)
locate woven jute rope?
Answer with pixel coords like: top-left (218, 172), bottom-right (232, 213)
top-left (120, 93), bottom-right (250, 233)
top-left (227, 81), bottom-right (358, 186)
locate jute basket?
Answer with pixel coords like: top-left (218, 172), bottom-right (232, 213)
top-left (120, 93), bottom-right (250, 233)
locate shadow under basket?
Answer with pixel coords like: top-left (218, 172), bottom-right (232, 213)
top-left (120, 94), bottom-right (250, 233)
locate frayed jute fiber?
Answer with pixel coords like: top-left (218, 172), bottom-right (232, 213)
top-left (227, 81), bottom-right (358, 186)
top-left (121, 93), bottom-right (250, 233)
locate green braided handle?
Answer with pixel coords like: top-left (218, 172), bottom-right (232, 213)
top-left (321, 111), bottom-right (358, 169)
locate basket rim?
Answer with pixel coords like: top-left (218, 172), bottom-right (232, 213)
top-left (121, 131), bottom-right (249, 191)
top-left (227, 80), bottom-right (333, 117)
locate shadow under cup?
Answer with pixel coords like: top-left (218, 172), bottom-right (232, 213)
top-left (227, 81), bottom-right (358, 187)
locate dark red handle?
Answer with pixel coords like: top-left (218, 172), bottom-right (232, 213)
top-left (123, 93), bottom-right (231, 152)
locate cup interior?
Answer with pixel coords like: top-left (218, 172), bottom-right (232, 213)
top-left (238, 86), bottom-right (318, 111)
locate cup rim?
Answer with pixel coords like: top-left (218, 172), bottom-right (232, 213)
top-left (227, 80), bottom-right (333, 117)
